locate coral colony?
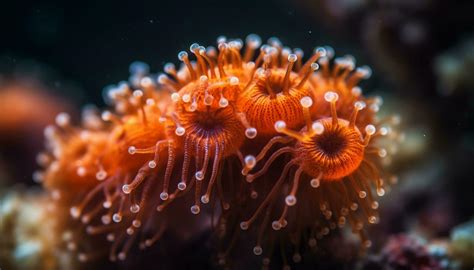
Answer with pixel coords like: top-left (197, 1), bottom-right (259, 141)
top-left (36, 34), bottom-right (401, 268)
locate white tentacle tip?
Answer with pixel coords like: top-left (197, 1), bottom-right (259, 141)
top-left (354, 101), bottom-right (366, 110)
top-left (175, 127), bottom-right (185, 136)
top-left (245, 127), bottom-right (257, 139)
top-left (178, 51), bottom-right (188, 60)
top-left (195, 171), bottom-right (204, 180)
top-left (200, 195), bottom-right (210, 204)
top-left (229, 76), bottom-right (240, 85)
top-left (122, 184), bottom-right (131, 194)
top-left (324, 91), bottom-right (339, 103)
top-left (253, 246), bottom-right (263, 255)
top-left (128, 146), bottom-right (136, 155)
top-left (177, 182), bottom-right (187, 191)
top-left (190, 205), bottom-right (200, 215)
top-left (171, 93), bottom-right (180, 102)
top-left (160, 192), bottom-right (169, 201)
top-left (311, 122), bottom-right (324, 135)
top-left (287, 54), bottom-right (298, 63)
top-left (300, 96), bottom-right (313, 108)
top-left (274, 121), bottom-right (286, 132)
top-left (55, 112), bottom-right (71, 127)
top-left (285, 195), bottom-right (297, 206)
top-left (244, 155), bottom-right (256, 169)
top-left (365, 125), bottom-right (376, 136)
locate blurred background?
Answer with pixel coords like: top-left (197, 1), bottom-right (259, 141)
top-left (1, 0), bottom-right (473, 269)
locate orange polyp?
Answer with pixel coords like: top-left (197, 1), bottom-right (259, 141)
top-left (310, 55), bottom-right (372, 120)
top-left (43, 129), bottom-right (111, 190)
top-left (173, 78), bottom-right (244, 139)
top-left (175, 76), bottom-right (241, 113)
top-left (236, 45), bottom-right (326, 138)
top-left (238, 68), bottom-right (315, 136)
top-left (40, 73), bottom-right (182, 262)
top-left (297, 118), bottom-right (365, 180)
top-left (158, 40), bottom-right (268, 215)
top-left (110, 105), bottom-right (168, 171)
top-left (230, 52), bottom-right (399, 267)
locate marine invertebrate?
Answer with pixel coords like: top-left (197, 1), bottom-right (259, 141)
top-left (37, 35), bottom-right (401, 268)
top-left (38, 77), bottom-right (179, 262)
top-left (237, 39), bottom-right (324, 137)
top-left (37, 36), bottom-right (261, 261)
top-left (309, 52), bottom-right (374, 120)
top-left (217, 49), bottom-right (400, 268)
top-left (159, 46), bottom-right (249, 214)
top-left (159, 36), bottom-right (336, 211)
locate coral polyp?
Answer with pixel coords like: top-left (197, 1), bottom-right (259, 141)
top-left (296, 116), bottom-right (366, 180)
top-left (40, 89), bottom-right (177, 261)
top-left (216, 41), bottom-right (400, 267)
top-left (310, 54), bottom-right (374, 119)
top-left (238, 45), bottom-right (324, 137)
top-left (241, 92), bottom-right (388, 231)
top-left (158, 43), bottom-right (254, 214)
top-left (38, 34), bottom-right (401, 267)
top-left (234, 104), bottom-right (379, 261)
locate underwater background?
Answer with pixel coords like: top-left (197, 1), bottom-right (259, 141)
top-left (1, 0), bottom-right (474, 269)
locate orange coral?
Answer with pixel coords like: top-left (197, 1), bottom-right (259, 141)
top-left (38, 35), bottom-right (401, 267)
top-left (218, 52), bottom-right (400, 268)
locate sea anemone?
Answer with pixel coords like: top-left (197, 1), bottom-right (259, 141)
top-left (37, 35), bottom-right (400, 267)
top-left (217, 43), bottom-right (400, 268)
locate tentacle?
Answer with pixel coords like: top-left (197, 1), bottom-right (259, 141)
top-left (121, 164), bottom-right (153, 195)
top-left (246, 146), bottom-right (294, 183)
top-left (240, 160), bottom-right (297, 229)
top-left (202, 140), bottom-right (223, 204)
top-left (140, 221), bottom-right (167, 249)
top-left (196, 137), bottom-right (210, 181)
top-left (284, 166), bottom-right (303, 207)
top-left (160, 140), bottom-right (176, 200)
top-left (69, 179), bottom-right (111, 219)
top-left (178, 134), bottom-right (192, 190)
top-left (241, 136), bottom-right (293, 176)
